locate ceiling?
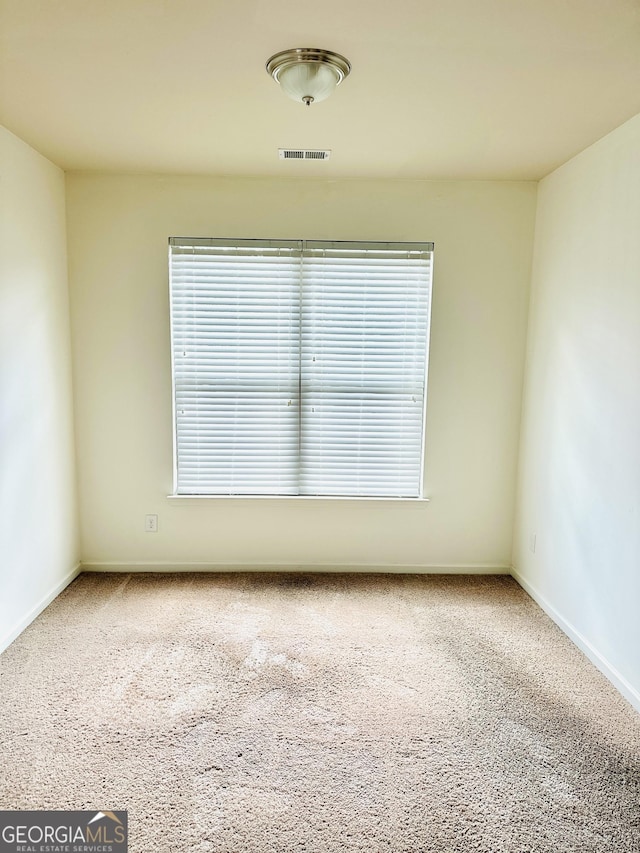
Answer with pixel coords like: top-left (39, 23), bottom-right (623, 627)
top-left (1, 0), bottom-right (640, 180)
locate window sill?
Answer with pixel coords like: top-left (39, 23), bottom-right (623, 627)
top-left (166, 494), bottom-right (430, 503)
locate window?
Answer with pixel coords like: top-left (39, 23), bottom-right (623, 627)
top-left (169, 238), bottom-right (433, 498)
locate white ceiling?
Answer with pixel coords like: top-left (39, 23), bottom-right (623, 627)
top-left (1, 0), bottom-right (640, 180)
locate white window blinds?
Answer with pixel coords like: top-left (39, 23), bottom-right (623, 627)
top-left (170, 240), bottom-right (301, 495)
top-left (170, 238), bottom-right (433, 498)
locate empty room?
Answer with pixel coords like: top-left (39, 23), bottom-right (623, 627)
top-left (1, 1), bottom-right (639, 850)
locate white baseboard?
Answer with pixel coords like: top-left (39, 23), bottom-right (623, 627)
top-left (0, 562), bottom-right (81, 654)
top-left (511, 567), bottom-right (640, 714)
top-left (81, 561), bottom-right (511, 575)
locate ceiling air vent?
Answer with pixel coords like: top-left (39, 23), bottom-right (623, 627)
top-left (279, 148), bottom-right (331, 161)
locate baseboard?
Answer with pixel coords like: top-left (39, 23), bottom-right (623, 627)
top-left (511, 567), bottom-right (640, 714)
top-left (0, 562), bottom-right (81, 654)
top-left (81, 561), bottom-right (512, 575)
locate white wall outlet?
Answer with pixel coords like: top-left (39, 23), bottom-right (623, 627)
top-left (145, 514), bottom-right (158, 533)
top-left (529, 532), bottom-right (537, 553)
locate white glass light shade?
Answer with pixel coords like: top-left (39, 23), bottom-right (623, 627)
top-left (266, 49), bottom-right (351, 106)
top-left (278, 61), bottom-right (340, 105)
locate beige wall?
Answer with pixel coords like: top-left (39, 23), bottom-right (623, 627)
top-left (66, 174), bottom-right (536, 570)
top-left (0, 127), bottom-right (79, 649)
top-left (513, 112), bottom-right (640, 707)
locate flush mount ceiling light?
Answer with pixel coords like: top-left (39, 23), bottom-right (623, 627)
top-left (266, 48), bottom-right (351, 106)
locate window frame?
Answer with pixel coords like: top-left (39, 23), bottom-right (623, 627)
top-left (168, 237), bottom-right (434, 500)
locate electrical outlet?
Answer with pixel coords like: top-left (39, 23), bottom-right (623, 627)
top-left (145, 514), bottom-right (158, 533)
top-left (529, 532), bottom-right (537, 553)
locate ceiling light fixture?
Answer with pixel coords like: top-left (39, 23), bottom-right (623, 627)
top-left (266, 48), bottom-right (351, 106)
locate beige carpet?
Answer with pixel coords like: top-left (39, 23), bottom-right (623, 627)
top-left (1, 572), bottom-right (639, 852)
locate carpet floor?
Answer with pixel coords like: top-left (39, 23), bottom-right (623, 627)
top-left (0, 572), bottom-right (639, 852)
